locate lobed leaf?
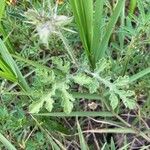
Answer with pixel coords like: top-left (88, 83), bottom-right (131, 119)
top-left (29, 100), bottom-right (44, 114)
top-left (73, 73), bottom-right (99, 93)
top-left (94, 58), bottom-right (109, 74)
top-left (61, 87), bottom-right (74, 114)
top-left (109, 92), bottom-right (119, 110)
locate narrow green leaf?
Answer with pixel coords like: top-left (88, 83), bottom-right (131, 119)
top-left (92, 0), bottom-right (104, 57)
top-left (0, 24), bottom-right (14, 53)
top-left (137, 0), bottom-right (146, 23)
top-left (70, 0), bottom-right (93, 65)
top-left (84, 128), bottom-right (150, 142)
top-left (119, 142), bottom-right (131, 150)
top-left (111, 137), bottom-right (116, 150)
top-left (0, 0), bottom-right (14, 53)
top-left (0, 132), bottom-right (17, 150)
top-left (33, 111), bottom-right (114, 117)
top-left (129, 0), bottom-right (137, 15)
top-left (129, 67), bottom-right (150, 83)
top-left (101, 143), bottom-right (107, 150)
top-left (0, 58), bottom-right (13, 73)
top-left (0, 39), bottom-right (30, 91)
top-left (77, 118), bottom-right (88, 150)
top-left (81, 0), bottom-right (93, 51)
top-left (70, 0), bottom-right (88, 53)
top-left (0, 0), bottom-right (5, 21)
top-left (119, 4), bottom-right (125, 49)
top-left (95, 0), bottom-right (125, 62)
top-left (0, 71), bottom-right (16, 82)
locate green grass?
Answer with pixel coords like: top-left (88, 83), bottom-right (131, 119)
top-left (0, 39), bottom-right (30, 91)
top-left (0, 0), bottom-right (150, 149)
top-left (0, 132), bottom-right (17, 150)
top-left (129, 0), bottom-right (137, 15)
top-left (70, 0), bottom-right (125, 67)
top-left (0, 0), bottom-right (5, 21)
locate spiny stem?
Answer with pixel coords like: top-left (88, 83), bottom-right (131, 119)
top-left (57, 32), bottom-right (78, 66)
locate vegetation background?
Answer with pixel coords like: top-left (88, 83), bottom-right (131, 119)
top-left (0, 0), bottom-right (150, 149)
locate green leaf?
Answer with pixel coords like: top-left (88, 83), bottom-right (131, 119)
top-left (118, 90), bottom-right (136, 109)
top-left (24, 9), bottom-right (40, 25)
top-left (62, 97), bottom-right (73, 114)
top-left (109, 93), bottom-right (119, 110)
top-left (73, 73), bottom-right (99, 93)
top-left (0, 71), bottom-right (16, 82)
top-left (87, 79), bottom-right (99, 94)
top-left (0, 2), bottom-right (14, 53)
top-left (45, 98), bottom-right (54, 112)
top-left (34, 111), bottom-right (115, 117)
top-left (29, 100), bottom-right (44, 114)
top-left (94, 58), bottom-right (109, 74)
top-left (29, 93), bottom-right (54, 113)
top-left (0, 0), bottom-right (5, 22)
top-left (77, 118), bottom-right (88, 150)
top-left (69, 0), bottom-right (93, 65)
top-left (0, 132), bottom-right (17, 150)
top-left (111, 137), bottom-right (116, 150)
top-left (51, 57), bottom-right (70, 73)
top-left (137, 0), bottom-right (145, 23)
top-left (61, 87), bottom-right (74, 114)
top-left (55, 15), bottom-right (73, 27)
top-left (95, 0), bottom-right (125, 62)
top-left (125, 99), bottom-right (136, 109)
top-left (129, 67), bottom-right (150, 83)
top-left (0, 39), bottom-right (30, 91)
top-left (114, 76), bottom-right (129, 88)
top-left (35, 69), bottom-right (55, 85)
top-left (129, 0), bottom-right (137, 15)
top-left (92, 0), bottom-right (104, 58)
top-left (73, 73), bottom-right (92, 86)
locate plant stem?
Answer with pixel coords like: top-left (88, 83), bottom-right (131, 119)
top-left (0, 133), bottom-right (17, 150)
top-left (57, 32), bottom-right (78, 65)
top-left (33, 111), bottom-right (114, 117)
top-left (83, 128), bottom-right (150, 142)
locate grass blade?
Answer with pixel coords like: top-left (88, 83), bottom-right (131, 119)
top-left (77, 118), bottom-right (88, 150)
top-left (0, 0), bottom-right (14, 53)
top-left (110, 137), bottom-right (116, 150)
top-left (33, 111), bottom-right (114, 117)
top-left (92, 0), bottom-right (104, 60)
top-left (0, 71), bottom-right (16, 82)
top-left (95, 0), bottom-right (125, 62)
top-left (129, 67), bottom-right (150, 83)
top-left (119, 3), bottom-right (125, 50)
top-left (0, 132), bottom-right (17, 150)
top-left (0, 58), bottom-right (13, 73)
top-left (129, 0), bottom-right (137, 15)
top-left (84, 128), bottom-right (150, 142)
top-left (0, 39), bottom-right (30, 91)
top-left (70, 0), bottom-right (93, 65)
top-left (0, 0), bottom-right (5, 21)
top-left (81, 0), bottom-right (93, 51)
top-left (0, 23), bottom-right (14, 53)
top-left (137, 0), bottom-right (146, 23)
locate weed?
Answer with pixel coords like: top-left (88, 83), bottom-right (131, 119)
top-left (0, 0), bottom-right (150, 149)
